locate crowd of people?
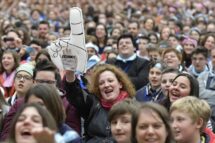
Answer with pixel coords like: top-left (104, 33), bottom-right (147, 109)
top-left (0, 0), bottom-right (215, 143)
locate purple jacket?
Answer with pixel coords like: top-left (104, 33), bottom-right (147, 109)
top-left (0, 89), bottom-right (81, 141)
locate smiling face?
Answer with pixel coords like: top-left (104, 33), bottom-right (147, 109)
top-left (111, 113), bottom-right (132, 143)
top-left (38, 24), bottom-right (49, 38)
top-left (98, 71), bottom-right (122, 102)
top-left (135, 110), bottom-right (168, 143)
top-left (118, 38), bottom-right (135, 58)
top-left (145, 19), bottom-right (154, 31)
top-left (95, 24), bottom-right (106, 39)
top-left (128, 22), bottom-right (139, 38)
top-left (204, 36), bottom-right (215, 50)
top-left (161, 72), bottom-right (177, 96)
top-left (171, 110), bottom-right (201, 143)
top-left (169, 76), bottom-right (191, 103)
top-left (163, 51), bottom-right (181, 69)
top-left (2, 53), bottom-right (15, 73)
top-left (183, 43), bottom-right (195, 55)
top-left (15, 107), bottom-right (43, 143)
top-left (161, 27), bottom-right (170, 40)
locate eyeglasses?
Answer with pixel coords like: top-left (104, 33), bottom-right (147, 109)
top-left (15, 74), bottom-right (32, 81)
top-left (34, 79), bottom-right (56, 84)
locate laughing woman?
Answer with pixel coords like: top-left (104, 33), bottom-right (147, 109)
top-left (0, 50), bottom-right (19, 98)
top-left (161, 72), bottom-right (199, 110)
top-left (7, 103), bottom-right (57, 143)
top-left (64, 64), bottom-right (136, 143)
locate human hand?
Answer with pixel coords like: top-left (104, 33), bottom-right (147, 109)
top-left (32, 127), bottom-right (56, 143)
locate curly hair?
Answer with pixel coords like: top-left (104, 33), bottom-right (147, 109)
top-left (87, 64), bottom-right (136, 98)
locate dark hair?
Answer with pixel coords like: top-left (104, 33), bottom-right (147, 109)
top-left (35, 49), bottom-right (51, 63)
top-left (33, 60), bottom-right (57, 80)
top-left (24, 84), bottom-right (65, 127)
top-left (161, 72), bottom-right (199, 110)
top-left (128, 20), bottom-right (140, 29)
top-left (144, 17), bottom-right (155, 29)
top-left (191, 47), bottom-right (208, 59)
top-left (137, 35), bottom-right (150, 42)
top-left (17, 27), bottom-right (31, 45)
top-left (117, 33), bottom-right (136, 48)
top-left (95, 23), bottom-right (108, 47)
top-left (148, 32), bottom-right (159, 44)
top-left (29, 39), bottom-right (43, 47)
top-left (8, 103), bottom-right (57, 143)
top-left (131, 102), bottom-right (174, 143)
top-left (173, 72), bottom-right (199, 97)
top-left (39, 20), bottom-right (50, 28)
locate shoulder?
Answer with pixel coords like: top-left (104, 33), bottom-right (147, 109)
top-left (136, 86), bottom-right (147, 100)
top-left (134, 57), bottom-right (150, 66)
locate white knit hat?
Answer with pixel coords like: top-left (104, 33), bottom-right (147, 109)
top-left (16, 63), bottom-right (34, 76)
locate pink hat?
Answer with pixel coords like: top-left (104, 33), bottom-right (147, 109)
top-left (182, 37), bottom-right (197, 48)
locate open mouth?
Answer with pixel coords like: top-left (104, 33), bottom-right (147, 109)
top-left (21, 131), bottom-right (32, 138)
top-left (104, 89), bottom-right (113, 94)
top-left (170, 90), bottom-right (180, 101)
top-left (18, 84), bottom-right (24, 88)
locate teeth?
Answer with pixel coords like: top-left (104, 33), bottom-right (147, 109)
top-left (145, 138), bottom-right (156, 142)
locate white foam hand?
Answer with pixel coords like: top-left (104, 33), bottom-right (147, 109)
top-left (47, 7), bottom-right (87, 73)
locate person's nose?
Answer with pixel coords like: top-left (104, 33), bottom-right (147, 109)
top-left (147, 126), bottom-right (155, 134)
top-left (171, 119), bottom-right (178, 129)
top-left (23, 117), bottom-right (31, 126)
top-left (104, 81), bottom-right (110, 87)
top-left (115, 122), bottom-right (122, 130)
top-left (165, 81), bottom-right (171, 88)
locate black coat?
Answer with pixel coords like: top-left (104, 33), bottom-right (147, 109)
top-left (64, 79), bottom-right (115, 143)
top-left (107, 56), bottom-right (150, 90)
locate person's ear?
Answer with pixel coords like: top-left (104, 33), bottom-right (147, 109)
top-left (195, 117), bottom-right (204, 130)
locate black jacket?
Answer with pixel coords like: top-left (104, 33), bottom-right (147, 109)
top-left (64, 79), bottom-right (115, 143)
top-left (107, 56), bottom-right (150, 90)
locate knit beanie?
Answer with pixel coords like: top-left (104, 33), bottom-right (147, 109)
top-left (16, 63), bottom-right (34, 76)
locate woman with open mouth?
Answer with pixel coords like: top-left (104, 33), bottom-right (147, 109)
top-left (64, 64), bottom-right (136, 143)
top-left (7, 103), bottom-right (57, 143)
top-left (0, 50), bottom-right (20, 98)
top-left (161, 72), bottom-right (199, 110)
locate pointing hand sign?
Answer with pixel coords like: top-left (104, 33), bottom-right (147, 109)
top-left (47, 7), bottom-right (87, 73)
